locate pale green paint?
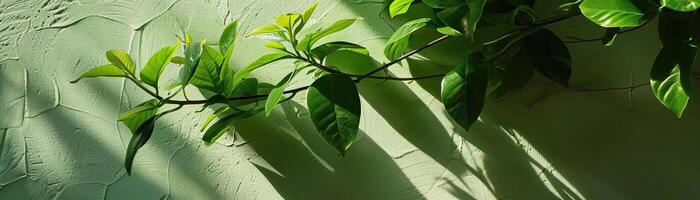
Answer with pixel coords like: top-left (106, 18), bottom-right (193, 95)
top-left (0, 0), bottom-right (699, 200)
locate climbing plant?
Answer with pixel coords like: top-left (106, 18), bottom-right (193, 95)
top-left (70, 0), bottom-right (699, 174)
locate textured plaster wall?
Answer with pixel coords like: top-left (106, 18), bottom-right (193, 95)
top-left (1, 0), bottom-right (699, 199)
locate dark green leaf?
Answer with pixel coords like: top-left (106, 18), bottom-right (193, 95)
top-left (106, 50), bottom-right (135, 74)
top-left (491, 49), bottom-right (534, 101)
top-left (579, 0), bottom-right (659, 27)
top-left (441, 52), bottom-right (489, 131)
top-left (437, 0), bottom-right (487, 38)
top-left (229, 78), bottom-right (259, 105)
top-left (189, 49), bottom-right (221, 92)
top-left (523, 29), bottom-right (572, 88)
top-left (140, 43), bottom-right (179, 88)
top-left (481, 5), bottom-right (535, 27)
top-left (70, 64), bottom-right (128, 83)
top-left (297, 18), bottom-right (359, 51)
top-left (482, 27), bottom-right (539, 59)
top-left (601, 27), bottom-right (622, 46)
top-left (422, 0), bottom-right (463, 9)
top-left (658, 11), bottom-right (695, 46)
top-left (125, 115), bottom-right (157, 175)
top-left (384, 18), bottom-right (431, 60)
top-left (650, 41), bottom-right (697, 118)
top-left (307, 73), bottom-right (361, 156)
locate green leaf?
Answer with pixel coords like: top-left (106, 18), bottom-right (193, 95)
top-left (389, 0), bottom-right (415, 18)
top-left (265, 69), bottom-right (298, 116)
top-left (106, 50), bottom-right (136, 74)
top-left (482, 27), bottom-right (539, 59)
top-left (118, 102), bottom-right (158, 121)
top-left (662, 0), bottom-right (700, 12)
top-left (601, 27), bottom-right (622, 46)
top-left (658, 11), bottom-right (695, 46)
top-left (422, 0), bottom-right (463, 9)
top-left (523, 29), bottom-right (572, 88)
top-left (231, 53), bottom-right (291, 90)
top-left (437, 0), bottom-right (487, 38)
top-left (229, 78), bottom-right (259, 105)
top-left (307, 73), bottom-right (361, 156)
top-left (276, 13), bottom-right (301, 29)
top-left (297, 18), bottom-right (359, 51)
top-left (201, 107), bottom-right (231, 132)
top-left (437, 27), bottom-right (463, 36)
top-left (189, 52), bottom-right (221, 92)
top-left (202, 111), bottom-right (256, 145)
top-left (220, 20), bottom-right (238, 55)
top-left (203, 45), bottom-right (224, 67)
top-left (70, 64), bottom-right (128, 83)
top-left (384, 18), bottom-right (431, 60)
top-left (120, 100), bottom-right (159, 134)
top-left (579, 0), bottom-right (659, 27)
top-left (220, 20), bottom-right (239, 70)
top-left (140, 43), bottom-right (179, 88)
top-left (179, 42), bottom-right (204, 85)
top-left (491, 49), bottom-right (534, 101)
top-left (650, 42), bottom-right (697, 118)
top-left (481, 5), bottom-right (536, 27)
top-left (311, 41), bottom-right (368, 62)
top-left (296, 1), bottom-right (319, 33)
top-left (171, 56), bottom-right (185, 64)
top-left (251, 25), bottom-right (285, 36)
top-left (441, 52), bottom-right (489, 131)
top-left (265, 42), bottom-right (287, 51)
top-left (124, 115), bottom-right (157, 175)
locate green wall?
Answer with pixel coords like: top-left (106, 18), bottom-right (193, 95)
top-left (1, 0), bottom-right (699, 199)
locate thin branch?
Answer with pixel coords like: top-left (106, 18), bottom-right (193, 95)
top-left (358, 35), bottom-right (451, 81)
top-left (127, 76), bottom-right (162, 100)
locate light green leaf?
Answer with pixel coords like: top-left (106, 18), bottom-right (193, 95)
top-left (307, 73), bottom-right (361, 156)
top-left (650, 42), bottom-right (697, 118)
top-left (662, 0), bottom-right (700, 12)
top-left (523, 29), bottom-right (572, 88)
top-left (276, 13), bottom-right (301, 29)
top-left (265, 41), bottom-right (287, 50)
top-left (579, 0), bottom-right (659, 27)
top-left (106, 50), bottom-right (135, 74)
top-left (120, 99), bottom-right (159, 134)
top-left (437, 27), bottom-right (463, 36)
top-left (70, 64), bottom-right (128, 83)
top-left (220, 20), bottom-right (238, 55)
top-left (265, 69), bottom-right (298, 116)
top-left (384, 18), bottom-right (430, 60)
top-left (251, 25), bottom-right (284, 36)
top-left (140, 43), bottom-right (179, 88)
top-left (179, 42), bottom-right (203, 85)
top-left (125, 115), bottom-right (157, 175)
top-left (220, 20), bottom-right (238, 70)
top-left (201, 107), bottom-right (231, 132)
top-left (389, 0), bottom-right (415, 18)
top-left (441, 52), bottom-right (489, 131)
top-left (296, 1), bottom-right (319, 32)
top-left (231, 53), bottom-right (291, 90)
top-left (297, 18), bottom-right (359, 51)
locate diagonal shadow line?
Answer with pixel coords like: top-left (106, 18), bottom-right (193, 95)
top-left (229, 100), bottom-right (426, 200)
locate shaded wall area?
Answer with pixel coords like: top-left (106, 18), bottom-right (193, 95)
top-left (1, 0), bottom-right (699, 199)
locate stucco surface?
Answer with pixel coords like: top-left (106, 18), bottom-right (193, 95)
top-left (1, 0), bottom-right (699, 199)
